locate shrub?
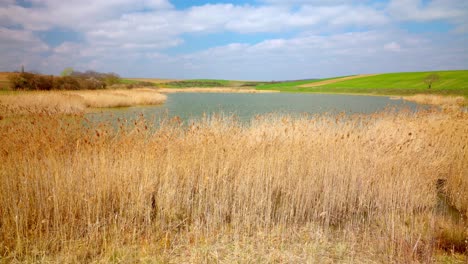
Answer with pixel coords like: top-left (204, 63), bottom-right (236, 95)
top-left (8, 72), bottom-right (54, 90)
top-left (54, 76), bottom-right (81, 90)
top-left (7, 70), bottom-right (120, 90)
top-left (78, 77), bottom-right (106, 90)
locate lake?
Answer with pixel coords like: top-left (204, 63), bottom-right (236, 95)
top-left (86, 93), bottom-right (421, 123)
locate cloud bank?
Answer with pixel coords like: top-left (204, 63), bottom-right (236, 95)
top-left (0, 0), bottom-right (467, 79)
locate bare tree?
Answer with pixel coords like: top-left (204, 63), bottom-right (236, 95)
top-left (423, 73), bottom-right (440, 89)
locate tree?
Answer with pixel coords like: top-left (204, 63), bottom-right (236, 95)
top-left (61, 67), bottom-right (74, 77)
top-left (423, 73), bottom-right (440, 89)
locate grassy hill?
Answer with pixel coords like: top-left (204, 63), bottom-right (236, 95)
top-left (255, 79), bottom-right (329, 91)
top-left (124, 78), bottom-right (267, 88)
top-left (260, 70), bottom-right (468, 96)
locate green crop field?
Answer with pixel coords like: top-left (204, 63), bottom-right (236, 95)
top-left (259, 71), bottom-right (468, 96)
top-left (162, 79), bottom-right (266, 88)
top-left (256, 79), bottom-right (325, 91)
top-left (315, 70), bottom-right (468, 96)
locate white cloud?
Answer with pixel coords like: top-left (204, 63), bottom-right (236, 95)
top-left (0, 27), bottom-right (49, 72)
top-left (0, 0), bottom-right (467, 78)
top-left (0, 0), bottom-right (173, 30)
top-left (384, 42), bottom-right (401, 52)
top-left (165, 30), bottom-right (467, 80)
top-left (388, 0), bottom-right (467, 22)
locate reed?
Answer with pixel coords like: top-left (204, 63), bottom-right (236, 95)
top-left (66, 89), bottom-right (167, 108)
top-left (0, 89), bottom-right (167, 116)
top-left (403, 94), bottom-right (466, 107)
top-left (0, 109), bottom-right (466, 262)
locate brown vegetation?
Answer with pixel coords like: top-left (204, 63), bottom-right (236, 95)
top-left (0, 72), bottom-right (12, 90)
top-left (0, 108), bottom-right (466, 262)
top-left (7, 71), bottom-right (121, 91)
top-left (0, 89), bottom-right (167, 115)
top-left (403, 94), bottom-right (467, 108)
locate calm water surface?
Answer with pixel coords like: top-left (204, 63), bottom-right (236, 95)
top-left (86, 93), bottom-right (420, 123)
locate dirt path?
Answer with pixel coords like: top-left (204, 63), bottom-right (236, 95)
top-left (299, 74), bottom-right (379, 88)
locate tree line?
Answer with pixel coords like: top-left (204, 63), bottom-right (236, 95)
top-left (7, 68), bottom-right (121, 90)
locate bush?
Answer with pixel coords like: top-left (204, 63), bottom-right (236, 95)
top-left (8, 72), bottom-right (54, 90)
top-left (7, 70), bottom-right (120, 90)
top-left (53, 76), bottom-right (81, 90)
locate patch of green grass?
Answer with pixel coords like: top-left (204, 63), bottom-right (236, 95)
top-left (312, 70), bottom-right (468, 96)
top-left (120, 79), bottom-right (140, 84)
top-left (164, 79), bottom-right (266, 88)
top-left (119, 79), bottom-right (156, 88)
top-left (255, 71), bottom-right (468, 96)
top-left (165, 80), bottom-right (229, 88)
top-left (255, 77), bottom-right (344, 92)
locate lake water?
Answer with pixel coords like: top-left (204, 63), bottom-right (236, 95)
top-left (87, 93), bottom-right (421, 123)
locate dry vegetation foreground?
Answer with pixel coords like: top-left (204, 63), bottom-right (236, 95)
top-left (0, 107), bottom-right (467, 263)
top-left (0, 89), bottom-right (167, 115)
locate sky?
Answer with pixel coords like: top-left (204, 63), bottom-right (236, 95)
top-left (0, 0), bottom-right (467, 80)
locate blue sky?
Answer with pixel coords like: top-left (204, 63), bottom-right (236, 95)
top-left (0, 0), bottom-right (467, 80)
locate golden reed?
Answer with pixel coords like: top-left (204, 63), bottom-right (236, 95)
top-left (0, 108), bottom-right (466, 262)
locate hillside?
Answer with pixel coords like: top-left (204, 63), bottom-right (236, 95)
top-left (261, 70), bottom-right (468, 96)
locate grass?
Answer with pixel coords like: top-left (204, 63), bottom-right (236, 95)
top-left (124, 78), bottom-right (179, 85)
top-left (0, 108), bottom-right (466, 262)
top-left (254, 71), bottom-right (468, 97)
top-left (255, 79), bottom-right (326, 91)
top-left (128, 79), bottom-right (268, 89)
top-left (0, 89), bottom-right (167, 115)
top-left (301, 71), bottom-right (468, 96)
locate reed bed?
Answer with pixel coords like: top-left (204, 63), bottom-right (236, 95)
top-left (0, 93), bottom-right (86, 115)
top-left (66, 89), bottom-right (167, 108)
top-left (0, 109), bottom-right (466, 263)
top-left (403, 94), bottom-right (466, 107)
top-left (0, 89), bottom-right (167, 116)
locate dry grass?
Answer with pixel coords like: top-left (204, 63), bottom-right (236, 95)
top-left (158, 87), bottom-right (279, 93)
top-left (403, 94), bottom-right (467, 108)
top-left (0, 72), bottom-right (11, 90)
top-left (0, 92), bottom-right (86, 115)
top-left (65, 89), bottom-right (167, 108)
top-left (0, 109), bottom-right (467, 262)
top-left (0, 89), bottom-right (167, 116)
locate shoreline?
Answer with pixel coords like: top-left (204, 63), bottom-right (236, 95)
top-left (157, 87), bottom-right (279, 93)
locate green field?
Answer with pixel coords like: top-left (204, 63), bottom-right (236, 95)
top-left (161, 79), bottom-right (266, 88)
top-left (256, 78), bottom-right (335, 91)
top-left (260, 70), bottom-right (468, 96)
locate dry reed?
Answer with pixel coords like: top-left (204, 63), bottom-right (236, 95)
top-left (65, 89), bottom-right (167, 108)
top-left (0, 89), bottom-right (167, 116)
top-left (403, 94), bottom-right (466, 107)
top-left (0, 109), bottom-right (466, 262)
